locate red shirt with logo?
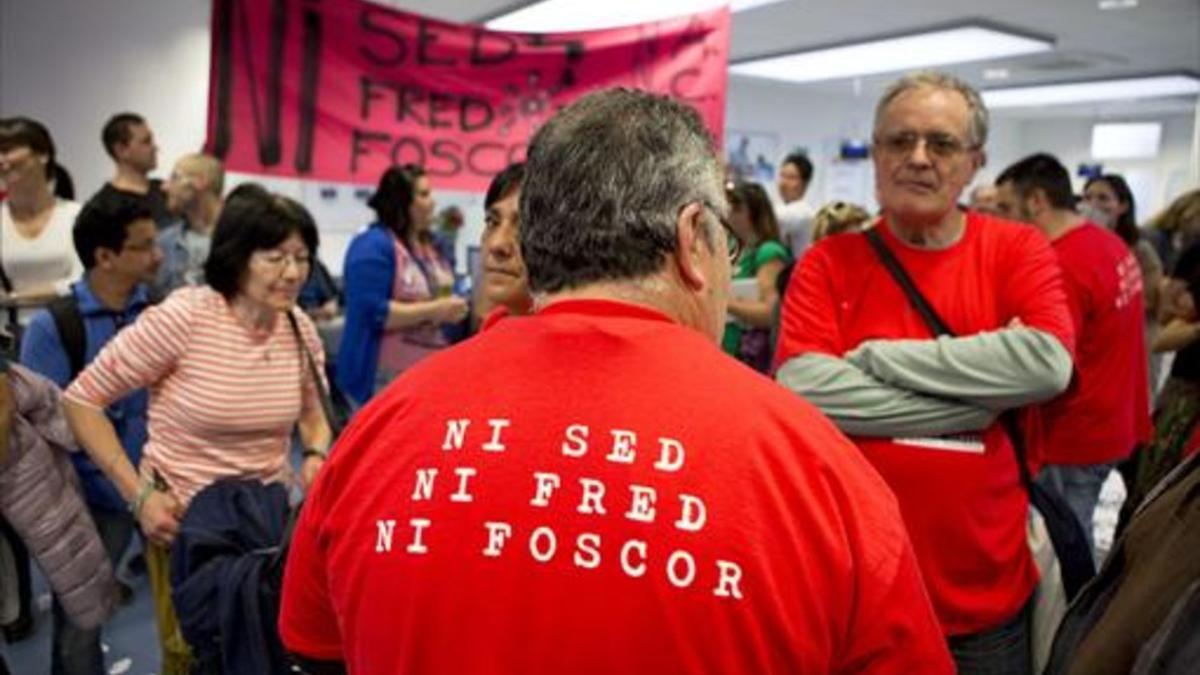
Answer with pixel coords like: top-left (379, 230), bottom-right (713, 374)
top-left (281, 300), bottom-right (952, 674)
top-left (775, 212), bottom-right (1076, 635)
top-left (1030, 223), bottom-right (1152, 466)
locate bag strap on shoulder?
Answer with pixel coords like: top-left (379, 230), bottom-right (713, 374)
top-left (863, 226), bottom-right (1036, 491)
top-left (286, 310), bottom-right (344, 438)
top-left (48, 293), bottom-right (86, 380)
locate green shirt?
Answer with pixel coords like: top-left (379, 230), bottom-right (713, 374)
top-left (722, 240), bottom-right (790, 356)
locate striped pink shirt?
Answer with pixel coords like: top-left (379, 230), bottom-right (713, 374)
top-left (65, 286), bottom-right (325, 506)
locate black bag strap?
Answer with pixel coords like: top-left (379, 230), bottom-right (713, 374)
top-left (863, 226), bottom-right (1036, 491)
top-left (47, 294), bottom-right (86, 380)
top-left (286, 310), bottom-right (344, 438)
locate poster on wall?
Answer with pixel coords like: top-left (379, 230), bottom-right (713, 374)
top-left (724, 129), bottom-right (780, 185)
top-left (205, 0), bottom-right (730, 192)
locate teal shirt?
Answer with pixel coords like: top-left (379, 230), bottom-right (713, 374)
top-left (722, 240), bottom-right (790, 356)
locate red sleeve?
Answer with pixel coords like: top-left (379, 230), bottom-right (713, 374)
top-left (1054, 244), bottom-right (1091, 339)
top-left (844, 542), bottom-right (955, 674)
top-left (279, 479), bottom-right (343, 660)
top-left (774, 243), bottom-right (844, 367)
top-left (1000, 227), bottom-right (1077, 359)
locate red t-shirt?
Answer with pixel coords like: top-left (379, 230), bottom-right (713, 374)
top-left (280, 300), bottom-right (952, 674)
top-left (1031, 223), bottom-right (1152, 466)
top-left (775, 212), bottom-right (1076, 636)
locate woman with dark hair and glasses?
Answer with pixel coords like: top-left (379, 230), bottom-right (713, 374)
top-left (723, 181), bottom-right (790, 372)
top-left (337, 165), bottom-right (467, 405)
top-left (0, 117), bottom-right (83, 322)
top-left (62, 184), bottom-right (332, 674)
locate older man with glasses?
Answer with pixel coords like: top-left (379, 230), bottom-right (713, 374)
top-left (775, 71), bottom-right (1077, 674)
top-left (279, 87), bottom-right (952, 675)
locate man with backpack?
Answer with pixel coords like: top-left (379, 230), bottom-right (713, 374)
top-left (774, 71), bottom-right (1078, 674)
top-left (20, 188), bottom-right (161, 675)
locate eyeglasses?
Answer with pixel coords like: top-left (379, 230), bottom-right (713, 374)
top-left (701, 201), bottom-right (743, 262)
top-left (874, 131), bottom-right (978, 160)
top-left (254, 251), bottom-right (312, 271)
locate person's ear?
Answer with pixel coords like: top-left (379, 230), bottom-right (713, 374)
top-left (93, 247), bottom-right (119, 269)
top-left (674, 202), bottom-right (709, 291)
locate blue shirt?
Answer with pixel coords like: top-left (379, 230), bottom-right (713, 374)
top-left (20, 279), bottom-right (151, 512)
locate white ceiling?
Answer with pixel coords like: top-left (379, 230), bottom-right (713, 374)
top-left (381, 0), bottom-right (1200, 115)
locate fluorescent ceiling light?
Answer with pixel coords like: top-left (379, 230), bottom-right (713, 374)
top-left (1091, 123), bottom-right (1161, 159)
top-left (729, 25), bottom-right (1051, 84)
top-left (486, 0), bottom-right (783, 33)
top-left (983, 75), bottom-right (1200, 108)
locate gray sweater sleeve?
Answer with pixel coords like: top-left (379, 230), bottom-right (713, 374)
top-left (775, 353), bottom-right (998, 438)
top-left (844, 326), bottom-right (1073, 410)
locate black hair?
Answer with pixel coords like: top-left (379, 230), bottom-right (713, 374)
top-left (996, 153), bottom-right (1076, 211)
top-left (73, 190), bottom-right (153, 269)
top-left (204, 183), bottom-right (320, 299)
top-left (101, 112), bottom-right (146, 159)
top-left (367, 164), bottom-right (425, 245)
top-left (781, 152), bottom-right (813, 183)
top-left (485, 162), bottom-right (525, 210)
top-left (0, 116), bottom-right (55, 179)
top-left (52, 163), bottom-right (75, 200)
top-left (1085, 174), bottom-right (1139, 247)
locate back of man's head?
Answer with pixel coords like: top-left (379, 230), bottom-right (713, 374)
top-left (74, 189), bottom-right (153, 269)
top-left (101, 112), bottom-right (146, 160)
top-left (521, 88), bottom-right (723, 295)
top-left (996, 153), bottom-right (1075, 212)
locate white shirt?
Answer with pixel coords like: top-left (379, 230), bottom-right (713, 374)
top-left (776, 198), bottom-right (816, 259)
top-left (1, 199), bottom-right (84, 323)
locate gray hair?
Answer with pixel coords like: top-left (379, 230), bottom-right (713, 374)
top-left (874, 70), bottom-right (990, 149)
top-left (520, 88), bottom-right (725, 294)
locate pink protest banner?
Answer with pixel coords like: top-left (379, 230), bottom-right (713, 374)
top-left (205, 0), bottom-right (730, 191)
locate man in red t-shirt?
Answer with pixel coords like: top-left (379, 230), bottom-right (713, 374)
top-left (775, 72), bottom-right (1076, 675)
top-left (995, 153), bottom-right (1152, 554)
top-left (279, 89), bottom-right (952, 675)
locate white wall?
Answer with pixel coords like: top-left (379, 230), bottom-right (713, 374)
top-left (0, 0), bottom-right (211, 199)
top-left (1012, 113), bottom-right (1196, 219)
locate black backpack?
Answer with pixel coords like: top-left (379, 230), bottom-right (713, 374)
top-left (47, 295), bottom-right (87, 380)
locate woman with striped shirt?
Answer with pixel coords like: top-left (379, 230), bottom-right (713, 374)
top-left (62, 184), bottom-right (332, 674)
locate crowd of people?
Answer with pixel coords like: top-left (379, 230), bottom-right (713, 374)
top-left (0, 67), bottom-right (1197, 675)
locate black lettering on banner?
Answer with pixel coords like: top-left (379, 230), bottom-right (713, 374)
top-left (417, 20), bottom-right (456, 66)
top-left (470, 29), bottom-right (518, 66)
top-left (208, 0), bottom-right (236, 159)
top-left (259, 0), bottom-right (288, 166)
top-left (429, 139), bottom-right (464, 176)
top-left (671, 17), bottom-right (710, 58)
top-left (670, 67), bottom-right (703, 102)
top-left (294, 0), bottom-right (323, 173)
top-left (428, 91), bottom-right (454, 129)
top-left (466, 142), bottom-right (506, 177)
top-left (460, 97), bottom-right (494, 133)
top-left (350, 128), bottom-right (390, 172)
top-left (390, 135), bottom-right (427, 166)
top-left (359, 7), bottom-right (407, 66)
top-left (398, 85), bottom-right (427, 126)
top-left (359, 75), bottom-right (392, 119)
